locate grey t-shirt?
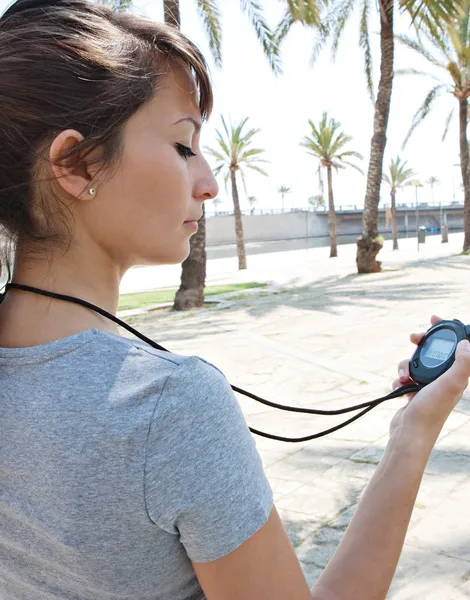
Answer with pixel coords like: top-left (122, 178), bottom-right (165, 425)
top-left (0, 328), bottom-right (273, 599)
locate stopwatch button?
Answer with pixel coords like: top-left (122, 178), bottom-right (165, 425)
top-left (413, 359), bottom-right (419, 368)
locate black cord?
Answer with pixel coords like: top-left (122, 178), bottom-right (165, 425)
top-left (3, 283), bottom-right (423, 442)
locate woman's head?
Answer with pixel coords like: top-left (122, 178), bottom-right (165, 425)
top-left (0, 0), bottom-right (218, 282)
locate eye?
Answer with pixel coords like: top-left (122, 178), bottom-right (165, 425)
top-left (175, 143), bottom-right (197, 159)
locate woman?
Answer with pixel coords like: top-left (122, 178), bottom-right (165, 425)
top-left (0, 1), bottom-right (468, 598)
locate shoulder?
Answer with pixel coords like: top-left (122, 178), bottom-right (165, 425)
top-left (90, 328), bottom-right (191, 369)
top-left (91, 329), bottom-right (231, 409)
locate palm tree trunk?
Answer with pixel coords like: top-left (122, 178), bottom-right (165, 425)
top-left (327, 166), bottom-right (338, 258)
top-left (163, 0), bottom-right (180, 26)
top-left (391, 189), bottom-right (398, 250)
top-left (166, 1), bottom-right (208, 311)
top-left (172, 204), bottom-right (207, 310)
top-left (356, 0), bottom-right (394, 273)
top-left (459, 97), bottom-right (470, 251)
top-left (231, 169), bottom-right (247, 270)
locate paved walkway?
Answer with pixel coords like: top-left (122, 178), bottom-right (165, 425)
top-left (121, 233), bottom-right (470, 598)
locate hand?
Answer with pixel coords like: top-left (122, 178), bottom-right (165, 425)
top-left (391, 314), bottom-right (442, 399)
top-left (389, 315), bottom-right (470, 444)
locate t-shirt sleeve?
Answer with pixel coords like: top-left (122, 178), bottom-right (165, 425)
top-left (144, 355), bottom-right (273, 563)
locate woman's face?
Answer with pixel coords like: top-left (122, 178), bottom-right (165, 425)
top-left (77, 66), bottom-right (218, 269)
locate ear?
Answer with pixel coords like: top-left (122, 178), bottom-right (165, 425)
top-left (49, 130), bottom-right (99, 199)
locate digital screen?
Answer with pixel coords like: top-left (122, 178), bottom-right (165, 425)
top-left (423, 337), bottom-right (455, 362)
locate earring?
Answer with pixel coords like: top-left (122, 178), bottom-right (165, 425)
top-left (89, 187), bottom-right (96, 196)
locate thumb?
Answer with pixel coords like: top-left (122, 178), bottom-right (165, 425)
top-left (440, 339), bottom-right (470, 397)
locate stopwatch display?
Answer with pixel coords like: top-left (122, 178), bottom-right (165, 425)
top-left (410, 320), bottom-right (470, 385)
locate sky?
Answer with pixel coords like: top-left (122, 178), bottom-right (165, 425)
top-left (1, 0), bottom-right (463, 214)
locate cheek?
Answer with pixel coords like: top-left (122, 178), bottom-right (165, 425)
top-left (83, 146), bottom-right (192, 261)
top-left (125, 146), bottom-right (189, 217)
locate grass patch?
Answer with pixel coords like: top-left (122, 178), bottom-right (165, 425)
top-left (118, 282), bottom-right (268, 312)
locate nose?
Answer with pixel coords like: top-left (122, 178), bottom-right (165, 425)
top-left (193, 154), bottom-right (219, 202)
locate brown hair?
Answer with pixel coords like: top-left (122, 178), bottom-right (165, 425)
top-left (0, 0), bottom-right (213, 284)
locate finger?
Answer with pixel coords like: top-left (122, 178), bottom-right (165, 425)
top-left (410, 332), bottom-right (425, 346)
top-left (410, 315), bottom-right (443, 346)
top-left (432, 339), bottom-right (470, 401)
top-left (397, 359), bottom-right (410, 382)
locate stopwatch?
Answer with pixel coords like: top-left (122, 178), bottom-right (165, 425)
top-left (410, 319), bottom-right (470, 385)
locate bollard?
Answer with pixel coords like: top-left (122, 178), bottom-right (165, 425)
top-left (418, 226), bottom-right (426, 244)
top-left (441, 224), bottom-right (449, 243)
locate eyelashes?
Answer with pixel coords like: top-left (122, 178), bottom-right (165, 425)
top-left (175, 143), bottom-right (197, 159)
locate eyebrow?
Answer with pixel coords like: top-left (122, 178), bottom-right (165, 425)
top-left (172, 117), bottom-right (202, 133)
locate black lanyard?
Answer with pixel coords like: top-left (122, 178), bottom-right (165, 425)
top-left (1, 283), bottom-right (421, 442)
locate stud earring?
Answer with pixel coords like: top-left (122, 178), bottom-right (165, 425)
top-left (89, 187), bottom-right (96, 196)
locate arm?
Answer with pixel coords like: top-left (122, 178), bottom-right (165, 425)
top-left (194, 338), bottom-right (470, 600)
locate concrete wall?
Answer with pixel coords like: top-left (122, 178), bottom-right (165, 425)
top-left (206, 211), bottom-right (327, 245)
top-left (206, 208), bottom-right (464, 246)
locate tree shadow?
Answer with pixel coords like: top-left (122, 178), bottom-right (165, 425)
top-left (126, 266), bottom-right (455, 344)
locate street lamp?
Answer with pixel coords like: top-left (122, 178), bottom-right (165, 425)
top-left (452, 163), bottom-right (460, 204)
top-left (410, 179), bottom-right (422, 251)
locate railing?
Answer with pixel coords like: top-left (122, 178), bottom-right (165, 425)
top-left (205, 200), bottom-right (464, 219)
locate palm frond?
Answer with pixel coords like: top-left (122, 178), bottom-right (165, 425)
top-left (241, 147), bottom-right (267, 160)
top-left (396, 33), bottom-right (446, 69)
top-left (213, 163), bottom-right (225, 176)
top-left (309, 20), bottom-right (331, 67)
top-left (239, 169), bottom-right (249, 197)
top-left (214, 130), bottom-right (231, 159)
top-left (286, 0), bottom-right (321, 25)
top-left (244, 164), bottom-right (269, 176)
top-left (442, 107), bottom-right (455, 140)
top-left (395, 67), bottom-right (444, 83)
top-left (400, 0), bottom-right (463, 32)
top-left (403, 84), bottom-right (447, 147)
top-left (223, 170), bottom-right (231, 193)
top-left (196, 0), bottom-right (223, 67)
top-left (338, 150), bottom-right (364, 160)
top-left (204, 147), bottom-right (227, 164)
top-left (329, 0), bottom-right (356, 61)
top-left (340, 161), bottom-right (364, 174)
top-left (240, 0), bottom-right (282, 75)
top-left (359, 0), bottom-right (374, 101)
top-left (273, 9), bottom-right (294, 47)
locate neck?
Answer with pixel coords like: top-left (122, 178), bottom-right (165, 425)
top-left (0, 247), bottom-right (123, 347)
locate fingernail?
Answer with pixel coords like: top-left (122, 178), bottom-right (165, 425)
top-left (461, 339), bottom-right (470, 352)
top-left (399, 369), bottom-right (406, 379)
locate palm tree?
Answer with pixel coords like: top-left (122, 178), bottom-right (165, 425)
top-left (276, 0), bottom-right (463, 272)
top-left (205, 116), bottom-right (268, 270)
top-left (248, 195), bottom-right (257, 214)
top-left (98, 0), bottom-right (132, 10)
top-left (301, 112), bottom-right (363, 258)
top-left (278, 185), bottom-right (292, 211)
top-left (164, 1), bottom-right (284, 310)
top-left (397, 4), bottom-right (470, 251)
top-left (426, 176), bottom-right (440, 203)
top-left (212, 197), bottom-right (222, 213)
top-left (382, 157), bottom-right (415, 250)
top-left (308, 194), bottom-right (325, 210)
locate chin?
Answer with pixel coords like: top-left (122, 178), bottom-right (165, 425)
top-left (158, 244), bottom-right (191, 266)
